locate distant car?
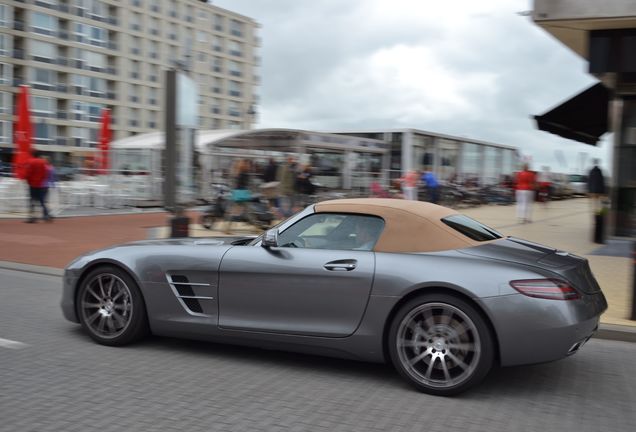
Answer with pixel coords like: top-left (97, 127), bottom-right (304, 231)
top-left (568, 174), bottom-right (588, 196)
top-left (62, 198), bottom-right (607, 396)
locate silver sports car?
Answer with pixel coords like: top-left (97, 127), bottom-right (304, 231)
top-left (61, 198), bottom-right (607, 395)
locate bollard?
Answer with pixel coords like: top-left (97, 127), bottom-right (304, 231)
top-left (632, 241), bottom-right (636, 321)
top-left (170, 215), bottom-right (190, 238)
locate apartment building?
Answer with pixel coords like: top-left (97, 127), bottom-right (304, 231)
top-left (0, 0), bottom-right (260, 165)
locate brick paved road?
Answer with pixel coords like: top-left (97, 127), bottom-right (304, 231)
top-left (1, 268), bottom-right (635, 432)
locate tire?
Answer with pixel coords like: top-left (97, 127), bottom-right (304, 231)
top-left (76, 266), bottom-right (149, 346)
top-left (388, 293), bottom-right (494, 396)
top-left (201, 214), bottom-right (215, 230)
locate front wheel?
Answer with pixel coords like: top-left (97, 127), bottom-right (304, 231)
top-left (388, 294), bottom-right (494, 396)
top-left (77, 266), bottom-right (149, 346)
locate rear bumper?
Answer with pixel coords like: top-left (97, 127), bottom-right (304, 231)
top-left (481, 291), bottom-right (607, 366)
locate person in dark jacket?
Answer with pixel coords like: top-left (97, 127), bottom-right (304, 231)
top-left (587, 159), bottom-right (605, 214)
top-left (263, 158), bottom-right (278, 183)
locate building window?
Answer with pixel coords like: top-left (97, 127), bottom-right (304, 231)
top-left (214, 14), bottom-right (223, 31)
top-left (0, 121), bottom-right (11, 143)
top-left (31, 40), bottom-right (57, 64)
top-left (212, 57), bottom-right (223, 73)
top-left (0, 5), bottom-right (10, 28)
top-left (34, 122), bottom-right (53, 144)
top-left (229, 40), bottom-right (242, 57)
top-left (88, 0), bottom-right (105, 18)
top-left (229, 80), bottom-right (242, 98)
top-left (230, 19), bottom-right (243, 37)
top-left (228, 101), bottom-right (241, 117)
top-left (212, 36), bottom-right (222, 52)
top-left (198, 10), bottom-right (208, 21)
top-left (0, 63), bottom-right (11, 85)
top-left (33, 96), bottom-right (55, 118)
top-left (229, 60), bottom-right (242, 77)
top-left (197, 52), bottom-right (206, 62)
top-left (86, 50), bottom-right (106, 72)
top-left (197, 31), bottom-right (207, 43)
top-left (0, 34), bottom-right (9, 56)
top-left (130, 13), bottom-right (141, 31)
top-left (0, 92), bottom-right (8, 114)
top-left (32, 68), bottom-right (56, 90)
top-left (31, 12), bottom-right (58, 36)
top-left (71, 127), bottom-right (89, 147)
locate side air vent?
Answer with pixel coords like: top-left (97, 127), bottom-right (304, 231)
top-left (167, 274), bottom-right (214, 316)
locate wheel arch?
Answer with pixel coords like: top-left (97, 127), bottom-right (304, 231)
top-left (73, 259), bottom-right (148, 323)
top-left (381, 285), bottom-right (501, 366)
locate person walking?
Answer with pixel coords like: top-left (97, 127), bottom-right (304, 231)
top-left (24, 151), bottom-right (52, 223)
top-left (276, 156), bottom-right (297, 216)
top-left (401, 170), bottom-right (419, 200)
top-left (587, 159), bottom-right (606, 214)
top-left (296, 163), bottom-right (315, 207)
top-left (224, 159), bottom-right (251, 233)
top-left (515, 163), bottom-right (536, 224)
top-left (421, 170), bottom-right (440, 204)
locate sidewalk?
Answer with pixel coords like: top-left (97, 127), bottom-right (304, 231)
top-left (1, 198), bottom-right (633, 332)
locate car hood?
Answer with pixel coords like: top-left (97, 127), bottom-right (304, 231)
top-left (458, 237), bottom-right (601, 294)
top-left (123, 236), bottom-right (257, 247)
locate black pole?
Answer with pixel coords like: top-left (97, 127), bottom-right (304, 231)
top-left (163, 69), bottom-right (189, 237)
top-left (631, 241), bottom-right (636, 321)
top-left (163, 69), bottom-right (176, 213)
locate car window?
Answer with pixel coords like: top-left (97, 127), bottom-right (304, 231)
top-left (441, 214), bottom-right (502, 242)
top-left (277, 213), bottom-right (385, 251)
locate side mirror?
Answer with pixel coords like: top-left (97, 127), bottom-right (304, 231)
top-left (261, 228), bottom-right (279, 248)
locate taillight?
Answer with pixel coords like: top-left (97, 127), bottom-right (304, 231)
top-left (509, 279), bottom-right (580, 300)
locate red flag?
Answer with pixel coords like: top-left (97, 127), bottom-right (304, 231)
top-left (98, 108), bottom-right (112, 174)
top-left (12, 85), bottom-right (33, 179)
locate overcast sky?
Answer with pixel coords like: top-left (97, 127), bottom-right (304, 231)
top-left (214, 0), bottom-right (612, 174)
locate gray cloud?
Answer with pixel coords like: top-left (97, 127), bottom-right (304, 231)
top-left (214, 0), bottom-right (611, 174)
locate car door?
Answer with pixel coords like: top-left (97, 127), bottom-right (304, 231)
top-left (218, 213), bottom-right (384, 337)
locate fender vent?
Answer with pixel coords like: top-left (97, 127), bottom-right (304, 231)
top-left (167, 274), bottom-right (213, 316)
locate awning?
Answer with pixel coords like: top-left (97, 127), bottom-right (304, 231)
top-left (534, 82), bottom-right (610, 145)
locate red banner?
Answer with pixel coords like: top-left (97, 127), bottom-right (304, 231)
top-left (98, 108), bottom-right (111, 174)
top-left (12, 85), bottom-right (33, 179)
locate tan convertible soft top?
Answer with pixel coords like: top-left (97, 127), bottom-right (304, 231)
top-left (314, 198), bottom-right (482, 253)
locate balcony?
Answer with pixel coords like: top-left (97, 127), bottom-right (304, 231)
top-left (129, 120), bottom-right (138, 127)
top-left (13, 49), bottom-right (25, 59)
top-left (106, 67), bottom-right (117, 75)
top-left (131, 72), bottom-right (139, 79)
top-left (150, 29), bottom-right (159, 36)
top-left (56, 111), bottom-right (68, 120)
top-left (229, 90), bottom-right (241, 97)
top-left (131, 24), bottom-right (141, 32)
top-left (215, 25), bottom-right (223, 32)
top-left (231, 30), bottom-right (243, 37)
top-left (55, 137), bottom-right (67, 146)
top-left (107, 41), bottom-right (117, 50)
top-left (230, 71), bottom-right (242, 77)
top-left (56, 84), bottom-right (68, 93)
top-left (107, 17), bottom-right (118, 26)
top-left (13, 21), bottom-right (24, 31)
top-left (106, 91), bottom-right (116, 99)
top-left (58, 30), bottom-right (69, 40)
top-left (130, 96), bottom-right (139, 103)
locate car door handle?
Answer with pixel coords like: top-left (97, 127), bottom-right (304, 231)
top-left (323, 260), bottom-right (357, 271)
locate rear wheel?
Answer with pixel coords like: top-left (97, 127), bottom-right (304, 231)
top-left (388, 294), bottom-right (494, 396)
top-left (77, 266), bottom-right (149, 346)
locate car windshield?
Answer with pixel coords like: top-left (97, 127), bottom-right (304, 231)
top-left (441, 214), bottom-right (503, 242)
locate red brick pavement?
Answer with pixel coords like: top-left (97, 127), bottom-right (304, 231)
top-left (0, 212), bottom-right (196, 269)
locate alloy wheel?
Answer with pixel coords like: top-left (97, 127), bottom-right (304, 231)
top-left (396, 302), bottom-right (481, 389)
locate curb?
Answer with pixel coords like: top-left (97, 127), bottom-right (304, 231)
top-left (0, 261), bottom-right (64, 277)
top-left (1, 260), bottom-right (635, 343)
top-left (594, 323), bottom-right (636, 343)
